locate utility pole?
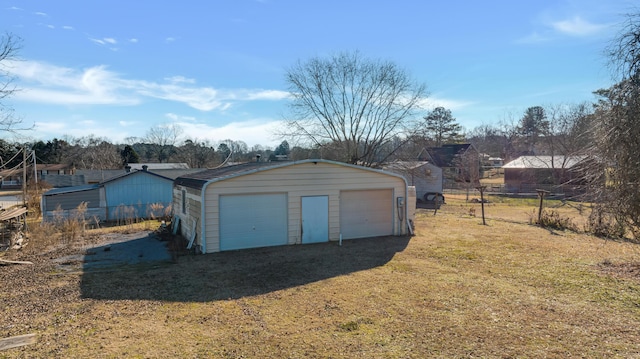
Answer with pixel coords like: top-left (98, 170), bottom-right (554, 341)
top-left (22, 147), bottom-right (27, 206)
top-left (475, 185), bottom-right (487, 225)
top-left (32, 150), bottom-right (37, 187)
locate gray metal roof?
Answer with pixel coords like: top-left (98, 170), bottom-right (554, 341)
top-left (502, 156), bottom-right (588, 169)
top-left (175, 161), bottom-right (289, 189)
top-left (128, 163), bottom-right (190, 170)
top-left (76, 169), bottom-right (127, 183)
top-left (100, 169), bottom-right (173, 185)
top-left (149, 168), bottom-right (207, 180)
top-left (43, 184), bottom-right (100, 196)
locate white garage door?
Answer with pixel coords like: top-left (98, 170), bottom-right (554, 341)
top-left (219, 193), bottom-right (288, 251)
top-left (340, 189), bottom-right (393, 239)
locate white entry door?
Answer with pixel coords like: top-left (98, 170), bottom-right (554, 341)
top-left (301, 196), bottom-right (329, 244)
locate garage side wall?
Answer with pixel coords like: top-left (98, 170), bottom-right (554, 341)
top-left (203, 162), bottom-right (407, 253)
top-left (173, 185), bottom-right (203, 251)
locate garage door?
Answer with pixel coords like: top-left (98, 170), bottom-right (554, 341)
top-left (340, 189), bottom-right (393, 239)
top-left (219, 193), bottom-right (288, 251)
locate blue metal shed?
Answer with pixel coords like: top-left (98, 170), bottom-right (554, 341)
top-left (102, 170), bottom-right (174, 221)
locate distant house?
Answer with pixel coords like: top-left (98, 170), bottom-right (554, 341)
top-left (502, 155), bottom-right (588, 193)
top-left (40, 174), bottom-right (87, 188)
top-left (488, 157), bottom-right (504, 168)
top-left (383, 161), bottom-right (443, 202)
top-left (418, 144), bottom-right (481, 184)
top-left (0, 163), bottom-right (75, 189)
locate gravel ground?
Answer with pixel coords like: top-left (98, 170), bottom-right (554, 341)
top-left (1, 230), bottom-right (172, 348)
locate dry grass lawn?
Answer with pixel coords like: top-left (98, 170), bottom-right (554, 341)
top-left (2, 197), bottom-right (640, 358)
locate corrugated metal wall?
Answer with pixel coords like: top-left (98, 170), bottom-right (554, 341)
top-left (43, 189), bottom-right (101, 211)
top-left (104, 172), bottom-right (173, 220)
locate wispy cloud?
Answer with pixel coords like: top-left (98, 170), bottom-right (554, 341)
top-left (176, 119), bottom-right (283, 146)
top-left (8, 60), bottom-right (289, 111)
top-left (517, 12), bottom-right (612, 44)
top-left (90, 37), bottom-right (117, 45)
top-left (119, 120), bottom-right (138, 127)
top-left (62, 25), bottom-right (75, 30)
top-left (166, 76), bottom-right (196, 85)
top-left (551, 16), bottom-right (608, 36)
top-left (34, 11), bottom-right (48, 17)
top-left (420, 96), bottom-right (475, 111)
top-left (165, 113), bottom-right (196, 122)
top-left (129, 38), bottom-right (138, 43)
top-left (8, 61), bottom-right (139, 105)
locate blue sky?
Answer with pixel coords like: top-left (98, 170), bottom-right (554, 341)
top-left (1, 0), bottom-right (636, 148)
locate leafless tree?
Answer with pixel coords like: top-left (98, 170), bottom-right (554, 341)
top-left (608, 12), bottom-right (640, 82)
top-left (467, 115), bottom-right (522, 162)
top-left (282, 51), bottom-right (427, 167)
top-left (144, 124), bottom-right (183, 163)
top-left (174, 138), bottom-right (216, 168)
top-left (0, 32), bottom-right (30, 132)
top-left (61, 135), bottom-right (122, 169)
top-left (585, 11), bottom-right (640, 239)
top-left (541, 103), bottom-right (593, 157)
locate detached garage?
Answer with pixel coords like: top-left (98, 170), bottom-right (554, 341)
top-left (173, 159), bottom-right (410, 253)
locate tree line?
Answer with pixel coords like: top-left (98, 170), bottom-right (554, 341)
top-left (0, 134), bottom-right (294, 170)
top-left (0, 101), bottom-right (593, 172)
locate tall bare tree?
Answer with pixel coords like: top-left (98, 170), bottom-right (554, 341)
top-left (0, 32), bottom-right (29, 133)
top-left (174, 138), bottom-right (216, 168)
top-left (541, 103), bottom-right (594, 157)
top-left (144, 124), bottom-right (183, 163)
top-left (586, 11), bottom-right (640, 239)
top-left (59, 135), bottom-right (121, 169)
top-left (282, 51), bottom-right (427, 167)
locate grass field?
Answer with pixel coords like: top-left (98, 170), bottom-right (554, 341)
top-left (2, 197), bottom-right (640, 358)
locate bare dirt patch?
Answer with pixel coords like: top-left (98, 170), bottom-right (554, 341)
top-left (598, 260), bottom-right (640, 281)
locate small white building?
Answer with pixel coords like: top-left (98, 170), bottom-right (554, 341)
top-left (383, 161), bottom-right (443, 202)
top-left (173, 159), bottom-right (411, 253)
top-left (488, 157), bottom-right (504, 168)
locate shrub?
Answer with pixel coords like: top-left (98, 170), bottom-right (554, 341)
top-left (534, 209), bottom-right (576, 231)
top-left (585, 205), bottom-right (627, 240)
